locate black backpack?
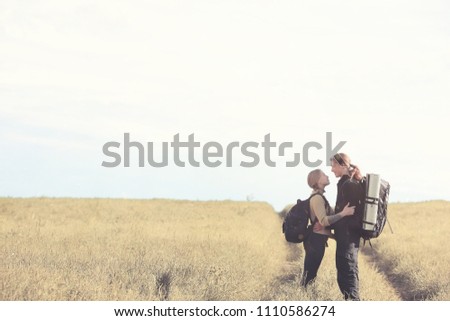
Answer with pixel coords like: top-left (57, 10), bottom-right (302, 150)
top-left (282, 194), bottom-right (322, 243)
top-left (360, 176), bottom-right (391, 242)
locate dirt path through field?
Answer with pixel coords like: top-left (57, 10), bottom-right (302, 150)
top-left (267, 231), bottom-right (405, 300)
top-left (360, 246), bottom-right (414, 300)
top-left (358, 246), bottom-right (403, 300)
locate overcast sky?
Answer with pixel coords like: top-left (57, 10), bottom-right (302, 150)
top-left (1, 0), bottom-right (449, 211)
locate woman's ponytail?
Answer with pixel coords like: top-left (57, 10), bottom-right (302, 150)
top-left (349, 164), bottom-right (363, 181)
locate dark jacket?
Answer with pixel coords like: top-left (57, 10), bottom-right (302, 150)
top-left (333, 175), bottom-right (365, 232)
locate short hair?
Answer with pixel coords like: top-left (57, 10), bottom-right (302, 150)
top-left (307, 169), bottom-right (323, 189)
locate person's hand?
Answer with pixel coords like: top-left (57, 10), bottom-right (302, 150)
top-left (341, 202), bottom-right (355, 216)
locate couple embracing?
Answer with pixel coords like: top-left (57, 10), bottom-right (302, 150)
top-left (301, 153), bottom-right (365, 301)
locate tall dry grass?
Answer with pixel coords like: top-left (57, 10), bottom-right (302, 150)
top-left (1, 198), bottom-right (448, 300)
top-left (0, 198), bottom-right (285, 300)
top-left (360, 201), bottom-right (450, 300)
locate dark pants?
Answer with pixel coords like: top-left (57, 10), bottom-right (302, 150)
top-left (301, 232), bottom-right (328, 287)
top-left (335, 228), bottom-right (361, 300)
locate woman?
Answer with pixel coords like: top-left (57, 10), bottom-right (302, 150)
top-left (301, 169), bottom-right (355, 287)
top-left (330, 153), bottom-right (365, 300)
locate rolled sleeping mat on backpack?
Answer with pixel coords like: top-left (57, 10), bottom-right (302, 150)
top-left (363, 174), bottom-right (381, 231)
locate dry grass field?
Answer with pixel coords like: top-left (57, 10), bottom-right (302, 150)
top-left (361, 201), bottom-right (450, 300)
top-left (1, 198), bottom-right (448, 301)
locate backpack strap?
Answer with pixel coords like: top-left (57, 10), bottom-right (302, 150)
top-left (310, 193), bottom-right (331, 212)
top-left (308, 192), bottom-right (329, 226)
top-left (363, 238), bottom-right (373, 248)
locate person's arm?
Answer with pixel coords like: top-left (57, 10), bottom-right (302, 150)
top-left (310, 195), bottom-right (328, 225)
top-left (310, 196), bottom-right (355, 227)
top-left (325, 202), bottom-right (355, 225)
